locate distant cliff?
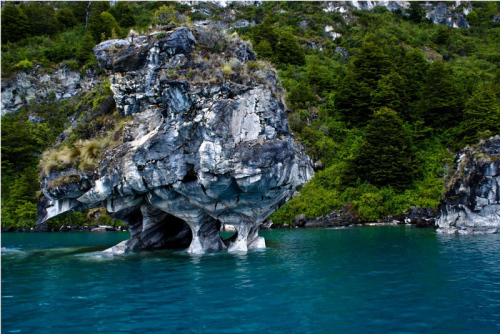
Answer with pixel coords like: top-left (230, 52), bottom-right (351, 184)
top-left (322, 1), bottom-right (470, 29)
top-left (437, 137), bottom-right (500, 234)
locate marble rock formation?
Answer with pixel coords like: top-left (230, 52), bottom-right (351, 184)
top-left (36, 27), bottom-right (313, 253)
top-left (437, 137), bottom-right (500, 234)
top-left (1, 66), bottom-right (99, 115)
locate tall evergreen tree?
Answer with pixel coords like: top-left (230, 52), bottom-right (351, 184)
top-left (110, 2), bottom-right (135, 28)
top-left (1, 4), bottom-right (30, 43)
top-left (336, 39), bottom-right (391, 127)
top-left (89, 11), bottom-right (119, 42)
top-left (462, 85), bottom-right (500, 144)
top-left (354, 107), bottom-right (417, 191)
top-left (77, 32), bottom-right (96, 64)
top-left (20, 2), bottom-right (58, 36)
top-left (422, 61), bottom-right (466, 128)
top-left (254, 40), bottom-right (274, 60)
top-left (275, 31), bottom-right (306, 66)
top-left (252, 18), bottom-right (279, 50)
top-left (400, 49), bottom-right (429, 108)
top-left (55, 8), bottom-right (78, 30)
top-left (69, 1), bottom-right (90, 24)
top-left (408, 2), bottom-right (427, 23)
top-left (371, 71), bottom-right (409, 118)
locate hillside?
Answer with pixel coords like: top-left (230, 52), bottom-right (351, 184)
top-left (2, 1), bottom-right (500, 229)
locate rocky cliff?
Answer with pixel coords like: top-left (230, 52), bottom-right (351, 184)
top-left (437, 137), bottom-right (500, 234)
top-left (36, 27), bottom-right (313, 254)
top-left (1, 67), bottom-right (99, 115)
top-left (322, 1), bottom-right (470, 29)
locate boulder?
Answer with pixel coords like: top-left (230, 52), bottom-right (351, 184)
top-left (404, 207), bottom-right (437, 228)
top-left (292, 214), bottom-right (307, 227)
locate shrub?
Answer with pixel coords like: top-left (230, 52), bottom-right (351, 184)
top-left (229, 57), bottom-right (242, 72)
top-left (198, 26), bottom-right (227, 52)
top-left (247, 61), bottom-right (265, 71)
top-left (222, 62), bottom-right (235, 77)
top-left (63, 59), bottom-right (80, 71)
top-left (16, 59), bottom-right (34, 71)
top-left (80, 140), bottom-right (101, 160)
top-left (153, 5), bottom-right (178, 27)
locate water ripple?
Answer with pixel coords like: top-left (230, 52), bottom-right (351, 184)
top-left (2, 228), bottom-right (500, 333)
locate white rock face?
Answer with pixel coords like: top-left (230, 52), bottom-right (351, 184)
top-left (1, 67), bottom-right (99, 115)
top-left (437, 137), bottom-right (500, 234)
top-left (37, 27), bottom-right (313, 254)
top-left (321, 1), bottom-right (469, 29)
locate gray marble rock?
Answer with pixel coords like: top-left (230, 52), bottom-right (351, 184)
top-left (37, 27), bottom-right (314, 254)
top-left (321, 2), bottom-right (470, 29)
top-left (1, 67), bottom-right (99, 115)
top-left (437, 137), bottom-right (500, 234)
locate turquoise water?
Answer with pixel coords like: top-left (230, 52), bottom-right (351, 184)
top-left (2, 226), bottom-right (500, 333)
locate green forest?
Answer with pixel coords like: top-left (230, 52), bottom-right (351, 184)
top-left (2, 1), bottom-right (500, 228)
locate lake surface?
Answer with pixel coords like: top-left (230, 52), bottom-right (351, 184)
top-left (2, 226), bottom-right (500, 333)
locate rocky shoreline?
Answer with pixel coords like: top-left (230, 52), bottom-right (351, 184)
top-left (4, 206), bottom-right (435, 233)
top-left (2, 225), bottom-right (130, 233)
top-left (261, 206), bottom-right (437, 229)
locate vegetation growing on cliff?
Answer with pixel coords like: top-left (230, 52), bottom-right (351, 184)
top-left (1, 79), bottom-right (123, 228)
top-left (233, 1), bottom-right (500, 224)
top-left (1, 1), bottom-right (500, 228)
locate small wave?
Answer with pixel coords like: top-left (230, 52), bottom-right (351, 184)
top-left (73, 251), bottom-right (123, 262)
top-left (1, 247), bottom-right (23, 253)
top-left (44, 247), bottom-right (84, 253)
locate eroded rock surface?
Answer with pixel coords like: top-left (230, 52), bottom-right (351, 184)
top-left (37, 27), bottom-right (313, 254)
top-left (437, 137), bottom-right (500, 234)
top-left (1, 67), bottom-right (99, 115)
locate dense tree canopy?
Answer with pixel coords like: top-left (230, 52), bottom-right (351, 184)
top-left (462, 85), bottom-right (500, 144)
top-left (1, 4), bottom-right (30, 43)
top-left (354, 107), bottom-right (417, 191)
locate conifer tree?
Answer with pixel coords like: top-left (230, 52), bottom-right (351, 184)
top-left (119, 5), bottom-right (135, 28)
top-left (77, 32), bottom-right (95, 65)
top-left (110, 2), bottom-right (135, 28)
top-left (252, 18), bottom-right (279, 49)
top-left (371, 71), bottom-right (409, 118)
top-left (1, 4), bottom-right (30, 43)
top-left (336, 39), bottom-right (390, 127)
top-left (400, 49), bottom-right (429, 109)
top-left (462, 85), bottom-right (500, 144)
top-left (408, 2), bottom-right (427, 23)
top-left (275, 31), bottom-right (306, 66)
top-left (89, 11), bottom-right (120, 42)
top-left (55, 8), bottom-right (78, 29)
top-left (20, 2), bottom-right (58, 36)
top-left (354, 107), bottom-right (417, 191)
top-left (422, 61), bottom-right (466, 128)
top-left (254, 40), bottom-right (274, 60)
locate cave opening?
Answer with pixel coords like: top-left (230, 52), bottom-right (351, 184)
top-left (220, 223), bottom-right (237, 246)
top-left (182, 163), bottom-right (197, 183)
top-left (156, 214), bottom-right (193, 250)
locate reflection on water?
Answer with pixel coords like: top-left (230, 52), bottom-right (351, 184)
top-left (2, 227), bottom-right (500, 333)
